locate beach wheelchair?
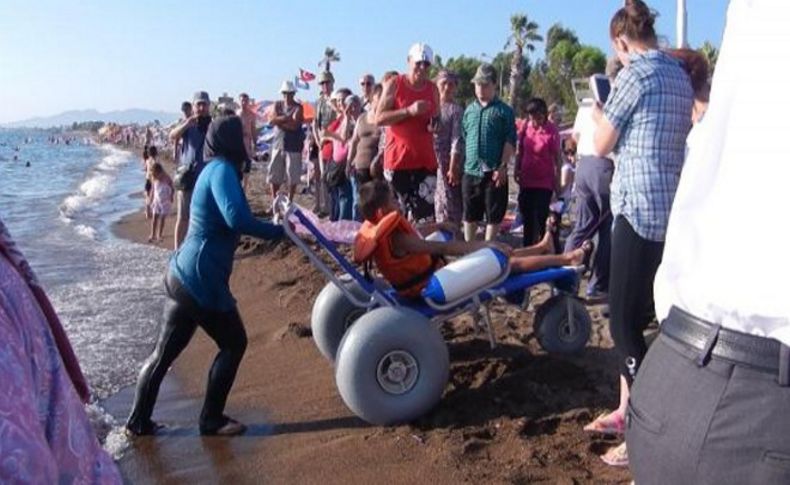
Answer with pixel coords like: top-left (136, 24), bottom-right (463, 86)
top-left (278, 199), bottom-right (592, 426)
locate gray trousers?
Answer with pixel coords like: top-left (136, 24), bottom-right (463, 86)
top-left (627, 315), bottom-right (790, 484)
top-left (563, 156), bottom-right (613, 294)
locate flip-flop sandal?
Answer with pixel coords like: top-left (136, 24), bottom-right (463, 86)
top-left (125, 419), bottom-right (166, 437)
top-left (201, 417), bottom-right (247, 437)
top-left (600, 442), bottom-right (629, 467)
top-left (583, 412), bottom-right (625, 436)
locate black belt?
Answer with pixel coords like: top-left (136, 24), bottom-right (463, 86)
top-left (662, 306), bottom-right (790, 383)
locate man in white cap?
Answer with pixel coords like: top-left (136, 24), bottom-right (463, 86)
top-left (269, 80), bottom-right (305, 204)
top-left (626, 1), bottom-right (790, 483)
top-left (375, 42), bottom-right (440, 222)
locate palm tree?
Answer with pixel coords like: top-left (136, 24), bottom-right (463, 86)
top-left (504, 14), bottom-right (542, 109)
top-left (319, 47), bottom-right (341, 73)
top-left (699, 41), bottom-right (718, 76)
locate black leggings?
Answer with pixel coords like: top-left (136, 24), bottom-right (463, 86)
top-left (608, 216), bottom-right (664, 385)
top-left (128, 272), bottom-right (247, 432)
top-left (517, 188), bottom-right (553, 246)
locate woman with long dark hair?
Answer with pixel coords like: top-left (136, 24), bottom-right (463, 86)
top-left (127, 115), bottom-right (285, 436)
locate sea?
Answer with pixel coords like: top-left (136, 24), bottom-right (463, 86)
top-left (0, 129), bottom-right (170, 455)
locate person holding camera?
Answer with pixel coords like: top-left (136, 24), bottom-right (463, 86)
top-left (169, 91), bottom-right (213, 250)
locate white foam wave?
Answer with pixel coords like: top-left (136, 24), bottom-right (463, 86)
top-left (59, 145), bottom-right (134, 220)
top-left (74, 224), bottom-right (98, 240)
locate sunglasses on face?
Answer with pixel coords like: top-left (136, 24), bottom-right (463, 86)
top-left (564, 150), bottom-right (576, 156)
top-left (415, 61), bottom-right (431, 69)
top-left (360, 81), bottom-right (372, 86)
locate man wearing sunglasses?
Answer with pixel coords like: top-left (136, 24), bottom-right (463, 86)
top-left (376, 42), bottom-right (440, 223)
top-left (359, 74), bottom-right (375, 111)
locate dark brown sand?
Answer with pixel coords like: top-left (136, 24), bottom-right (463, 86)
top-left (108, 163), bottom-right (632, 484)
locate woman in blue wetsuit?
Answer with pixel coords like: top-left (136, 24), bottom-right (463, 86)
top-left (127, 115), bottom-right (284, 436)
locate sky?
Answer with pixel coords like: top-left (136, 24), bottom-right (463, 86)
top-left (0, 0), bottom-right (728, 124)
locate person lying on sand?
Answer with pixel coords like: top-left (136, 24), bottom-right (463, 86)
top-left (353, 180), bottom-right (591, 299)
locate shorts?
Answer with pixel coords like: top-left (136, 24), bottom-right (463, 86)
top-left (144, 179), bottom-right (152, 194)
top-left (243, 159), bottom-right (252, 174)
top-left (267, 150), bottom-right (303, 186)
top-left (462, 172), bottom-right (508, 224)
top-left (384, 168), bottom-right (437, 223)
top-left (176, 189), bottom-right (191, 220)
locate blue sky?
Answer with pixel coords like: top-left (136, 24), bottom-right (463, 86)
top-left (0, 0), bottom-right (728, 124)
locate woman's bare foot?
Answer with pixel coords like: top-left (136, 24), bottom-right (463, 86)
top-left (538, 222), bottom-right (556, 254)
top-left (567, 240), bottom-right (594, 266)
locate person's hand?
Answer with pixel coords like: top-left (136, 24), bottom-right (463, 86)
top-left (492, 166), bottom-right (508, 188)
top-left (407, 100), bottom-right (430, 117)
top-left (592, 103), bottom-right (604, 125)
top-left (448, 162), bottom-right (461, 186)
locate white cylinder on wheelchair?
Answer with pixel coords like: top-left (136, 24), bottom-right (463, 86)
top-left (424, 230), bottom-right (453, 242)
top-left (422, 248), bottom-right (509, 304)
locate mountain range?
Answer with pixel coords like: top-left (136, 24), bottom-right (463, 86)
top-left (3, 109), bottom-right (179, 128)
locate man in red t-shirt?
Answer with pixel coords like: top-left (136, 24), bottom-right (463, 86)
top-left (376, 42), bottom-right (440, 223)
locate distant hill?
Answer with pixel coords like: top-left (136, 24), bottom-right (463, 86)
top-left (4, 109), bottom-right (179, 128)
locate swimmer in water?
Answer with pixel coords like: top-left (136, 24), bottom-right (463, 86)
top-left (25, 161), bottom-right (31, 167)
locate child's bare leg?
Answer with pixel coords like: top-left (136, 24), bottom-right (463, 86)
top-left (510, 246), bottom-right (586, 272)
top-left (157, 215), bottom-right (166, 240)
top-left (513, 229), bottom-right (555, 257)
top-left (148, 216), bottom-right (157, 242)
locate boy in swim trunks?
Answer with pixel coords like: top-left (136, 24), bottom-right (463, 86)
top-left (354, 180), bottom-right (590, 298)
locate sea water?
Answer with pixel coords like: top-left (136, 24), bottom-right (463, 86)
top-left (0, 130), bottom-right (169, 455)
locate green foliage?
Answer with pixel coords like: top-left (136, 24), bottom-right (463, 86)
top-left (319, 47), bottom-right (341, 73)
top-left (531, 34), bottom-right (607, 121)
top-left (70, 121), bottom-right (104, 132)
top-left (545, 23), bottom-right (579, 56)
top-left (505, 13), bottom-right (542, 109)
top-left (699, 41), bottom-right (718, 75)
top-left (441, 55), bottom-right (483, 106)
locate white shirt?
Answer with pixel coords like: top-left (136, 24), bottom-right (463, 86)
top-left (572, 103), bottom-right (597, 157)
top-left (654, 0), bottom-right (790, 345)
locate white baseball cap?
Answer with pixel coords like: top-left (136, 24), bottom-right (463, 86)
top-left (408, 42), bottom-right (434, 64)
top-left (280, 80), bottom-right (296, 93)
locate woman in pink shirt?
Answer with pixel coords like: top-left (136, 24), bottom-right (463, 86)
top-left (515, 98), bottom-right (561, 246)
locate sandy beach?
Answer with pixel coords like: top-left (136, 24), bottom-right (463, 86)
top-left (107, 164), bottom-right (632, 484)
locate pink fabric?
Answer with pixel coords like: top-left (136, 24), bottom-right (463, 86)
top-left (290, 207), bottom-right (360, 245)
top-left (332, 138), bottom-right (349, 163)
top-left (0, 223), bottom-right (121, 483)
top-left (0, 219), bottom-right (90, 402)
top-left (518, 121), bottom-right (560, 190)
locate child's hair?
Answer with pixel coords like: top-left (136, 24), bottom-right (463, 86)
top-left (151, 162), bottom-right (164, 177)
top-left (525, 97), bottom-right (548, 117)
top-left (562, 137), bottom-right (577, 154)
top-left (148, 146), bottom-right (158, 158)
top-left (358, 180), bottom-right (393, 221)
top-left (610, 0), bottom-right (657, 44)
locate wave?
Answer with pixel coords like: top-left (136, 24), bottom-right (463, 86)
top-left (59, 145), bottom-right (134, 221)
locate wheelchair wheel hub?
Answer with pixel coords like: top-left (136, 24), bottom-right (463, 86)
top-left (377, 350), bottom-right (419, 395)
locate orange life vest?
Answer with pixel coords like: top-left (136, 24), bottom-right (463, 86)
top-left (353, 211), bottom-right (440, 298)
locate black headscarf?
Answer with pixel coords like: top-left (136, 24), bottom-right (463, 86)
top-left (203, 115), bottom-right (249, 178)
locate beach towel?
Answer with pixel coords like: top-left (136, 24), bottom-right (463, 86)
top-left (290, 206), bottom-right (361, 245)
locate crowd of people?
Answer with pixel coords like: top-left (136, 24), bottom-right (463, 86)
top-left (5, 0), bottom-right (788, 482)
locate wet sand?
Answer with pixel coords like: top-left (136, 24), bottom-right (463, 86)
top-left (109, 163), bottom-right (632, 484)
